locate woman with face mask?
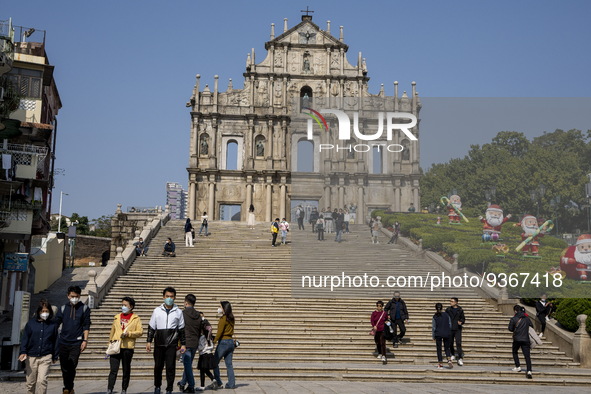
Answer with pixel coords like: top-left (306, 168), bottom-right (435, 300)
top-left (209, 301), bottom-right (236, 390)
top-left (106, 297), bottom-right (143, 394)
top-left (19, 299), bottom-right (59, 394)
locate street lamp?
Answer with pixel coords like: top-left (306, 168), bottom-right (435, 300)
top-left (58, 191), bottom-right (68, 233)
top-left (485, 186), bottom-right (497, 206)
top-left (529, 184), bottom-right (546, 217)
top-left (550, 195), bottom-right (561, 235)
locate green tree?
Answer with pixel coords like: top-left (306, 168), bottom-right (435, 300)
top-left (70, 213), bottom-right (90, 235)
top-left (90, 215), bottom-right (112, 238)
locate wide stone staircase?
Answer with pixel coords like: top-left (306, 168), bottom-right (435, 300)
top-left (49, 221), bottom-right (589, 386)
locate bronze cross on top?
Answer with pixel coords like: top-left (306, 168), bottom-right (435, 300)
top-left (300, 6), bottom-right (314, 16)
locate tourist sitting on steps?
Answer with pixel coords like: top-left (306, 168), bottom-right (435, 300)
top-left (134, 237), bottom-right (148, 256)
top-left (162, 238), bottom-right (176, 257)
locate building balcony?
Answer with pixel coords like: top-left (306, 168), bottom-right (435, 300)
top-left (0, 142), bottom-right (48, 181)
top-left (0, 208), bottom-right (33, 235)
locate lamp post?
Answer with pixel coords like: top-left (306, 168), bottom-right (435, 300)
top-left (485, 186), bottom-right (497, 206)
top-left (550, 195), bottom-right (561, 235)
top-left (58, 191), bottom-right (68, 233)
top-left (529, 184), bottom-right (546, 218)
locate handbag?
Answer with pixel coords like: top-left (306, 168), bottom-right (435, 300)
top-left (106, 323), bottom-right (129, 355)
top-left (529, 326), bottom-right (543, 349)
top-left (369, 311), bottom-right (385, 336)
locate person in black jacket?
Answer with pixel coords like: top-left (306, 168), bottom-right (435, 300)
top-left (55, 286), bottom-right (91, 394)
top-left (446, 297), bottom-right (466, 366)
top-left (309, 208), bottom-right (319, 233)
top-left (432, 302), bottom-right (453, 369)
top-left (178, 294), bottom-right (203, 393)
top-left (162, 238), bottom-right (176, 257)
top-left (19, 299), bottom-right (59, 394)
top-left (384, 291), bottom-right (408, 347)
top-left (147, 287), bottom-right (187, 394)
top-left (535, 294), bottom-right (553, 338)
top-left (508, 305), bottom-right (533, 379)
top-left (184, 219), bottom-right (194, 247)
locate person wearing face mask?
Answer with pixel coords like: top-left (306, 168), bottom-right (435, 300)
top-left (209, 301), bottom-right (236, 390)
top-left (55, 286), bottom-right (91, 394)
top-left (107, 297), bottom-right (143, 394)
top-left (19, 300), bottom-right (59, 394)
top-left (535, 294), bottom-right (553, 339)
top-left (147, 287), bottom-right (187, 394)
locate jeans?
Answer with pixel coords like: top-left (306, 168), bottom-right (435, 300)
top-left (199, 223), bottom-right (208, 235)
top-left (272, 233), bottom-right (278, 246)
top-left (335, 229), bottom-right (342, 242)
top-left (281, 230), bottom-right (288, 244)
top-left (513, 340), bottom-right (532, 371)
top-left (213, 339), bottom-right (235, 388)
top-left (297, 218), bottom-right (304, 230)
top-left (108, 348), bottom-right (134, 390)
top-left (325, 220), bottom-right (333, 233)
top-left (179, 347), bottom-right (197, 389)
top-left (153, 344), bottom-right (177, 391)
top-left (59, 343), bottom-right (81, 391)
top-left (435, 336), bottom-right (452, 363)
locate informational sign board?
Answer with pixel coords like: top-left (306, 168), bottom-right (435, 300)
top-left (4, 253), bottom-right (29, 272)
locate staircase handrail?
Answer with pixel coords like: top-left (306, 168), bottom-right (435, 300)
top-left (83, 211), bottom-right (170, 306)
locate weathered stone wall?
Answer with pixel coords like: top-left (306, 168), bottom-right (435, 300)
top-left (73, 235), bottom-right (111, 261)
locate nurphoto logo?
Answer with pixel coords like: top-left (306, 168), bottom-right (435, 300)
top-left (303, 107), bottom-right (418, 153)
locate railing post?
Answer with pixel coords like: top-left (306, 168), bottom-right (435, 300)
top-left (573, 314), bottom-right (591, 367)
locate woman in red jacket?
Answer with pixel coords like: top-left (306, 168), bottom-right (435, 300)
top-left (371, 300), bottom-right (388, 364)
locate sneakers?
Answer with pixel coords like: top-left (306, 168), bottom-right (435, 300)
top-left (376, 355), bottom-right (382, 359)
top-left (436, 364), bottom-right (443, 370)
top-left (393, 342), bottom-right (399, 348)
top-left (107, 390), bottom-right (113, 394)
top-left (447, 360), bottom-right (454, 369)
top-left (177, 383), bottom-right (186, 392)
top-left (154, 388), bottom-right (161, 394)
top-left (183, 388), bottom-right (196, 393)
top-left (512, 366), bottom-right (522, 372)
top-left (457, 358), bottom-right (464, 366)
top-left (382, 355), bottom-right (387, 365)
top-left (207, 381), bottom-right (222, 390)
top-left (450, 355), bottom-right (456, 361)
top-left (527, 371), bottom-right (533, 379)
top-left (545, 316), bottom-right (550, 322)
top-left (196, 388), bottom-right (205, 392)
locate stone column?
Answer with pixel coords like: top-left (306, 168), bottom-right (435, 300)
top-left (266, 181), bottom-right (272, 222)
top-left (188, 180), bottom-right (196, 220)
top-left (246, 183), bottom-right (253, 214)
top-left (324, 184), bottom-right (331, 209)
top-left (413, 183), bottom-right (419, 210)
top-left (338, 185), bottom-right (344, 209)
top-left (208, 181), bottom-right (215, 220)
top-left (357, 179), bottom-right (365, 223)
top-left (280, 184), bottom-right (286, 219)
top-left (394, 185), bottom-right (401, 212)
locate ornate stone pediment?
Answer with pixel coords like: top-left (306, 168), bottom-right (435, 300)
top-left (265, 20), bottom-right (346, 49)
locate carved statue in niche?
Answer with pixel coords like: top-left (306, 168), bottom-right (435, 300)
top-left (291, 52), bottom-right (298, 72)
top-left (257, 81), bottom-right (269, 107)
top-left (274, 83), bottom-right (283, 100)
top-left (303, 51), bottom-right (311, 73)
top-left (256, 139), bottom-right (265, 157)
top-left (402, 140), bottom-right (410, 161)
top-left (347, 139), bottom-right (355, 159)
top-left (316, 82), bottom-right (325, 96)
top-left (200, 135), bottom-right (209, 155)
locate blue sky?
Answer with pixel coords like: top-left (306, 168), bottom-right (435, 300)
top-left (3, 0), bottom-right (591, 219)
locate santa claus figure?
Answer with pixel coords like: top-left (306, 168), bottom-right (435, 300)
top-left (447, 194), bottom-right (462, 224)
top-left (519, 214), bottom-right (544, 256)
top-left (560, 234), bottom-right (591, 280)
top-left (479, 204), bottom-right (512, 241)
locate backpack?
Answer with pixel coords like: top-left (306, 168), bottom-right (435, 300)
top-left (316, 220), bottom-right (324, 230)
top-left (202, 217), bottom-right (208, 225)
top-left (271, 223), bottom-right (278, 233)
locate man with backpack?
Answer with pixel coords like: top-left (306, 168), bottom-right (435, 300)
top-left (55, 286), bottom-right (91, 394)
top-left (198, 212), bottom-right (208, 236)
top-left (508, 305), bottom-right (534, 379)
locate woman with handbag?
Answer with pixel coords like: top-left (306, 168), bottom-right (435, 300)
top-left (209, 301), bottom-right (236, 390)
top-left (106, 297), bottom-right (143, 394)
top-left (370, 300), bottom-right (388, 364)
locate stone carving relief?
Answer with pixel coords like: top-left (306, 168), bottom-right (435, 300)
top-left (298, 28), bottom-right (317, 44)
top-left (330, 52), bottom-right (340, 69)
top-left (274, 53), bottom-right (283, 68)
top-left (256, 80), bottom-right (269, 107)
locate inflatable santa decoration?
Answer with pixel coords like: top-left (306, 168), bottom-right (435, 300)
top-left (447, 194), bottom-right (462, 224)
top-left (518, 214), bottom-right (544, 256)
top-left (560, 234), bottom-right (591, 281)
top-left (479, 204), bottom-right (512, 242)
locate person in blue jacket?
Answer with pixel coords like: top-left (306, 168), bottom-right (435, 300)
top-left (19, 299), bottom-right (59, 394)
top-left (55, 285), bottom-right (92, 394)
